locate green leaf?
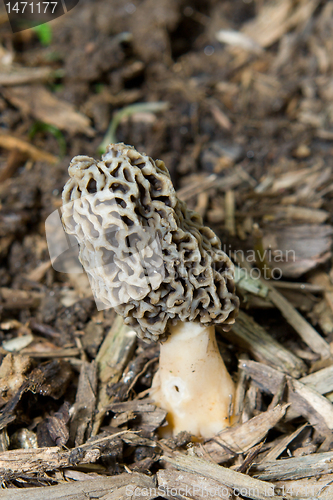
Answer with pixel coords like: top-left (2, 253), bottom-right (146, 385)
top-left (32, 23), bottom-right (52, 46)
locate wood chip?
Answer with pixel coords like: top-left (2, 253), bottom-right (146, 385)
top-left (0, 470), bottom-right (155, 498)
top-left (0, 354), bottom-right (31, 401)
top-left (287, 378), bottom-right (333, 433)
top-left (300, 365), bottom-right (333, 396)
top-left (109, 399), bottom-right (166, 434)
top-left (92, 316), bottom-right (137, 435)
top-left (267, 283), bottom-right (331, 358)
top-left (239, 360), bottom-right (285, 395)
top-left (253, 451), bottom-right (333, 481)
top-left (203, 404), bottom-right (289, 463)
top-left (158, 468), bottom-right (234, 500)
top-left (0, 429), bottom-right (132, 480)
top-left (161, 451), bottom-right (291, 500)
top-left (259, 424), bottom-right (308, 462)
top-left (222, 310), bottom-right (306, 377)
top-left (273, 474), bottom-right (333, 499)
top-left (239, 359), bottom-right (333, 434)
top-left (70, 361), bottom-right (97, 446)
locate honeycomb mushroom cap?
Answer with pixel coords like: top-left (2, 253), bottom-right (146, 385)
top-left (62, 143), bottom-right (239, 342)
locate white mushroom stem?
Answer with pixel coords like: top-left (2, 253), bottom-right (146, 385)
top-left (150, 321), bottom-right (235, 438)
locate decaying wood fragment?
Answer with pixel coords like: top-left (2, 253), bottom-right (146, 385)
top-left (273, 474), bottom-right (333, 499)
top-left (242, 380), bottom-right (262, 422)
top-left (203, 404), bottom-right (288, 463)
top-left (234, 354), bottom-right (249, 419)
top-left (0, 471), bottom-right (156, 499)
top-left (37, 402), bottom-right (70, 447)
top-left (0, 428), bottom-right (9, 453)
top-left (300, 365), bottom-right (333, 400)
top-left (287, 378), bottom-right (333, 434)
top-left (259, 424), bottom-right (308, 462)
top-left (0, 354), bottom-right (31, 402)
top-left (267, 284), bottom-right (331, 358)
top-left (239, 359), bottom-right (333, 435)
top-left (108, 400), bottom-right (166, 434)
top-left (92, 316), bottom-right (137, 435)
top-left (3, 0), bottom-right (333, 493)
top-left (157, 468), bottom-right (234, 500)
top-left (253, 451), bottom-right (333, 481)
top-left (0, 430), bottom-right (135, 479)
top-left (69, 361), bottom-right (97, 446)
top-left (111, 344), bottom-right (158, 402)
top-left (161, 451), bottom-right (292, 500)
top-left (239, 360), bottom-right (285, 394)
top-left (222, 311), bottom-right (306, 377)
top-left (241, 359), bottom-right (333, 401)
top-left (0, 359), bottom-right (73, 432)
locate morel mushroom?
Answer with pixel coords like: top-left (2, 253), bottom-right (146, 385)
top-left (62, 143), bottom-right (239, 438)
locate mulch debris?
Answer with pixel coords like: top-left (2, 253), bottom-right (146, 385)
top-left (1, 0), bottom-right (333, 497)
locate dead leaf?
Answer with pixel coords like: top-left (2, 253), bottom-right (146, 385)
top-left (2, 85), bottom-right (94, 136)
